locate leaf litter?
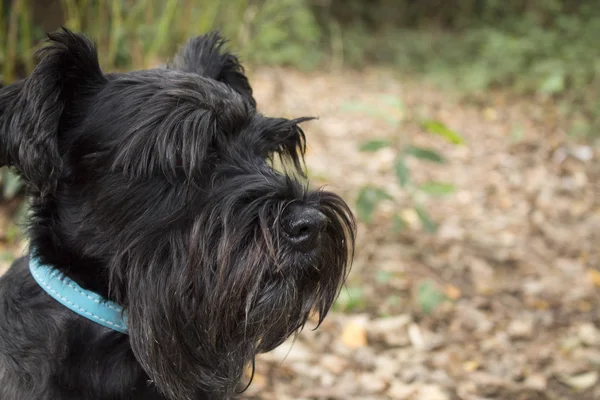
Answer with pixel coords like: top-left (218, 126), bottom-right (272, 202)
top-left (0, 66), bottom-right (598, 399)
top-left (241, 67), bottom-right (600, 399)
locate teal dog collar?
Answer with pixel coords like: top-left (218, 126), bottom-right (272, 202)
top-left (29, 256), bottom-right (128, 334)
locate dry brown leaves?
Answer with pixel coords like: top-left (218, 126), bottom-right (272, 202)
top-left (0, 66), bottom-right (597, 399)
top-left (240, 67), bottom-right (600, 399)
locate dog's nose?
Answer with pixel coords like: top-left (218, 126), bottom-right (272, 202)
top-left (282, 206), bottom-right (327, 251)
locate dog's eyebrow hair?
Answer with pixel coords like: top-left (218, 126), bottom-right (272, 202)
top-left (102, 74), bottom-right (256, 183)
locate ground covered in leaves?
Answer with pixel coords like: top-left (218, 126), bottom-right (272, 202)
top-left (0, 68), bottom-right (598, 399)
top-left (240, 68), bottom-right (600, 399)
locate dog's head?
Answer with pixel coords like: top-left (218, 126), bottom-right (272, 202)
top-left (0, 28), bottom-right (355, 399)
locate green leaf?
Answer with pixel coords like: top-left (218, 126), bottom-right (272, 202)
top-left (0, 251), bottom-right (15, 263)
top-left (356, 186), bottom-right (393, 223)
top-left (2, 169), bottom-right (22, 199)
top-left (394, 157), bottom-right (410, 187)
top-left (334, 286), bottom-right (366, 312)
top-left (5, 224), bottom-right (19, 244)
top-left (375, 270), bottom-right (394, 284)
top-left (392, 214), bottom-right (407, 233)
top-left (359, 139), bottom-right (391, 152)
top-left (415, 204), bottom-right (437, 233)
top-left (416, 280), bottom-right (446, 314)
top-left (421, 120), bottom-right (464, 144)
top-left (417, 182), bottom-right (456, 196)
top-left (539, 71), bottom-right (565, 95)
top-left (404, 146), bottom-right (446, 163)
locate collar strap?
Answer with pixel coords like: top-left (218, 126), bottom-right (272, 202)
top-left (29, 256), bottom-right (128, 334)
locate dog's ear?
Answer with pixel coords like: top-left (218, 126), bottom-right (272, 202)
top-left (0, 27), bottom-right (106, 195)
top-left (170, 31), bottom-right (256, 108)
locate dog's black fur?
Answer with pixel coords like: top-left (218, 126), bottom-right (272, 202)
top-left (0, 29), bottom-right (355, 400)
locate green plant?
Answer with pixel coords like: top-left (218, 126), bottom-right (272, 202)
top-left (238, 0), bottom-right (322, 69)
top-left (416, 279), bottom-right (446, 315)
top-left (318, 1), bottom-right (600, 138)
top-left (0, 168), bottom-right (23, 200)
top-left (1, 0), bottom-right (323, 77)
top-left (333, 286), bottom-right (367, 312)
top-left (348, 96), bottom-right (464, 233)
top-left (1, 0), bottom-right (36, 84)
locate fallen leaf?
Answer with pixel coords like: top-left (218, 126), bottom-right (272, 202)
top-left (368, 315), bottom-right (411, 347)
top-left (463, 360), bottom-right (479, 372)
top-left (524, 374), bottom-right (547, 391)
top-left (469, 257), bottom-right (495, 295)
top-left (416, 385), bottom-right (451, 400)
top-left (400, 208), bottom-right (420, 228)
top-left (358, 373), bottom-right (389, 394)
top-left (341, 320), bottom-right (368, 349)
top-left (578, 323), bottom-right (600, 347)
top-left (507, 318), bottom-right (534, 339)
top-left (483, 107), bottom-right (497, 121)
top-left (320, 354), bottom-right (349, 375)
top-left (526, 298), bottom-right (550, 310)
top-left (445, 285), bottom-right (461, 300)
top-left (408, 323), bottom-right (426, 350)
top-left (587, 269), bottom-right (600, 288)
top-left (388, 382), bottom-right (418, 399)
top-left (578, 300), bottom-right (593, 313)
top-left (559, 371), bottom-right (598, 391)
top-left (571, 145), bottom-right (594, 161)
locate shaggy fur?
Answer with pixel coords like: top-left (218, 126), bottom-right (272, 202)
top-left (0, 29), bottom-right (355, 400)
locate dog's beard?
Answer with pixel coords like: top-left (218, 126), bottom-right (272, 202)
top-left (116, 177), bottom-right (355, 400)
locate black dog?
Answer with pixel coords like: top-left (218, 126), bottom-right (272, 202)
top-left (0, 28), bottom-right (355, 400)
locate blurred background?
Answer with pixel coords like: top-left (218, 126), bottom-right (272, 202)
top-left (1, 1), bottom-right (600, 399)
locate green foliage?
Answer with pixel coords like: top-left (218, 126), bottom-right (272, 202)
top-left (404, 146), bottom-right (446, 164)
top-left (375, 270), bottom-right (394, 284)
top-left (4, 223), bottom-right (20, 244)
top-left (391, 214), bottom-right (407, 233)
top-left (416, 279), bottom-right (446, 315)
top-left (321, 0), bottom-right (600, 138)
top-left (389, 19), bottom-right (600, 104)
top-left (359, 139), bottom-right (392, 152)
top-left (2, 1), bottom-right (598, 137)
top-left (355, 186), bottom-right (393, 224)
top-left (414, 204), bottom-right (437, 234)
top-left (0, 0), bottom-right (321, 79)
top-left (421, 120), bottom-right (465, 145)
top-left (0, 169), bottom-right (23, 200)
top-left (417, 182), bottom-right (456, 197)
top-left (394, 158), bottom-right (410, 187)
top-left (0, 0), bottom-right (35, 84)
top-left (242, 0), bottom-right (322, 69)
top-left (334, 286), bottom-right (366, 312)
top-left (349, 96), bottom-right (462, 233)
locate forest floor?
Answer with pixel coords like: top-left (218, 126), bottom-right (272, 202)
top-left (1, 67), bottom-right (599, 399)
top-left (241, 67), bottom-right (600, 400)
